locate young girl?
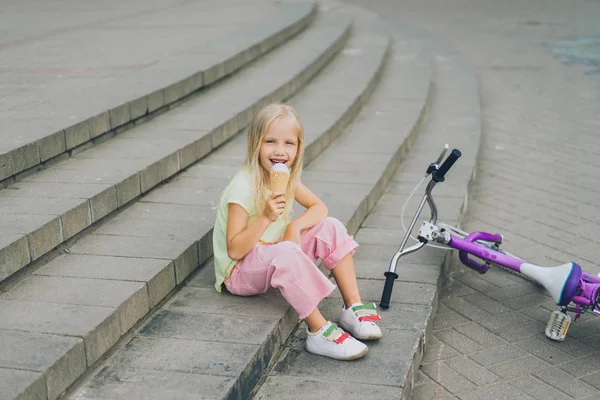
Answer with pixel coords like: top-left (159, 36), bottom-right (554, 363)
top-left (212, 103), bottom-right (382, 360)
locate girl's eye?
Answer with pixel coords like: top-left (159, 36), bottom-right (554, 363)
top-left (286, 141), bottom-right (296, 145)
top-left (266, 140), bottom-right (274, 143)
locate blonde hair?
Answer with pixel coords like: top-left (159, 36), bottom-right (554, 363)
top-left (245, 103), bottom-right (304, 221)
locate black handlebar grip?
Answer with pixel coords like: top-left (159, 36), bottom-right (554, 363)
top-left (380, 271), bottom-right (398, 309)
top-left (432, 149), bottom-right (461, 183)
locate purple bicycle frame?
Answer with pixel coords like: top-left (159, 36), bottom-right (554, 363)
top-left (448, 231), bottom-right (519, 274)
top-left (448, 231), bottom-right (600, 310)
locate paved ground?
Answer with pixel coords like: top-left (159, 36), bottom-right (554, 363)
top-left (348, 0), bottom-right (600, 398)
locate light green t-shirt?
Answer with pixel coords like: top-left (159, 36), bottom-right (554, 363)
top-left (213, 168), bottom-right (288, 292)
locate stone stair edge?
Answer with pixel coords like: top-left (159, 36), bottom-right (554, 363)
top-left (1, 1), bottom-right (318, 186)
top-left (0, 8), bottom-right (352, 289)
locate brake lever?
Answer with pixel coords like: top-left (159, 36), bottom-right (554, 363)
top-left (426, 143), bottom-right (449, 175)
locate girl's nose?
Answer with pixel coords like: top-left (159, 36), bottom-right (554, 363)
top-left (274, 145), bottom-right (285, 155)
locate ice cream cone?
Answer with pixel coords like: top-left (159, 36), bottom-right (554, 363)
top-left (270, 163), bottom-right (290, 194)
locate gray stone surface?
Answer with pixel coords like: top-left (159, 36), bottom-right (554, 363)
top-left (139, 308), bottom-right (281, 344)
top-left (34, 254), bottom-right (176, 309)
top-left (89, 186), bottom-right (118, 222)
top-left (97, 335), bottom-right (259, 377)
top-left (64, 121), bottom-right (91, 151)
top-left (38, 131), bottom-right (67, 162)
top-left (0, 275), bottom-right (149, 335)
top-left (0, 331), bottom-right (85, 400)
top-left (6, 182), bottom-right (100, 208)
top-left (76, 225), bottom-right (178, 254)
top-left (0, 234), bottom-right (31, 283)
top-left (0, 368), bottom-right (46, 400)
top-left (257, 376), bottom-right (402, 399)
top-left (0, 300), bottom-right (120, 365)
top-left (95, 216), bottom-right (203, 240)
top-left (69, 369), bottom-right (234, 400)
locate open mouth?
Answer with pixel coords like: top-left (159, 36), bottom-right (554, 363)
top-left (270, 159), bottom-right (287, 165)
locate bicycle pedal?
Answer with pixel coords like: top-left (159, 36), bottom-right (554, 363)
top-left (545, 310), bottom-right (571, 341)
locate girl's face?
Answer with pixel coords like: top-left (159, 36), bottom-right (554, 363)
top-left (259, 117), bottom-right (299, 178)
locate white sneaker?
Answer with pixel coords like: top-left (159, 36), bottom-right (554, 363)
top-left (305, 321), bottom-right (368, 360)
top-left (339, 302), bottom-right (382, 340)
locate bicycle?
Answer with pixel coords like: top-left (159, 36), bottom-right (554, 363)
top-left (379, 146), bottom-right (600, 341)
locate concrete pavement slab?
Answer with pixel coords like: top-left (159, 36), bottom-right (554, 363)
top-left (0, 368), bottom-right (46, 400)
top-left (0, 331), bottom-right (85, 400)
top-left (70, 368), bottom-right (234, 400)
top-left (34, 254), bottom-right (175, 309)
top-left (256, 376), bottom-right (401, 399)
top-left (0, 300), bottom-right (119, 365)
top-left (0, 234), bottom-right (31, 284)
top-left (1, 275), bottom-right (149, 335)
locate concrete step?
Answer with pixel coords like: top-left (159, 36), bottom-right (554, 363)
top-left (0, 6), bottom-right (349, 287)
top-left (254, 18), bottom-right (482, 400)
top-left (1, 1), bottom-right (315, 185)
top-left (55, 7), bottom-right (399, 400)
top-left (0, 5), bottom-right (390, 400)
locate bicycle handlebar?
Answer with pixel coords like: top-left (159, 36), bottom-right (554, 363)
top-left (432, 149), bottom-right (461, 182)
top-left (381, 146), bottom-right (461, 309)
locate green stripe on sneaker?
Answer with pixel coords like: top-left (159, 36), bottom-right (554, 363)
top-left (352, 303), bottom-right (376, 312)
top-left (322, 323), bottom-right (338, 338)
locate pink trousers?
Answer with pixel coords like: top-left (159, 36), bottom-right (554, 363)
top-left (224, 217), bottom-right (359, 319)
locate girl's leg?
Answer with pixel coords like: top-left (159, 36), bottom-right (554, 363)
top-left (234, 241), bottom-right (367, 360)
top-left (299, 217), bottom-right (361, 306)
top-left (227, 241), bottom-right (335, 323)
top-left (304, 308), bottom-right (327, 333)
top-left (227, 244), bottom-right (326, 331)
top-left (300, 217), bottom-right (382, 340)
top-left (330, 252), bottom-right (361, 308)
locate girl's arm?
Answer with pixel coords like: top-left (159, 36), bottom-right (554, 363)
top-left (226, 193), bottom-right (285, 260)
top-left (283, 183), bottom-right (328, 242)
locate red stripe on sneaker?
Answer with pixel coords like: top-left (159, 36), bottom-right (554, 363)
top-left (358, 315), bottom-right (381, 322)
top-left (334, 332), bottom-right (350, 344)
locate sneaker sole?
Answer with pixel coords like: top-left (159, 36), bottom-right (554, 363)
top-left (341, 345), bottom-right (369, 361)
top-left (305, 344), bottom-right (369, 361)
top-left (338, 321), bottom-right (382, 341)
top-left (354, 333), bottom-right (382, 341)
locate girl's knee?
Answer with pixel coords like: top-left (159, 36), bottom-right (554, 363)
top-left (320, 217), bottom-right (347, 234)
top-left (273, 240), bottom-right (302, 252)
top-left (269, 241), bottom-right (305, 262)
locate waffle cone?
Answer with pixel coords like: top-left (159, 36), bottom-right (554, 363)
top-left (270, 170), bottom-right (289, 193)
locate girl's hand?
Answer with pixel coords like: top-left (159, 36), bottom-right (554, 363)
top-left (263, 192), bottom-right (285, 222)
top-left (283, 222), bottom-right (301, 245)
